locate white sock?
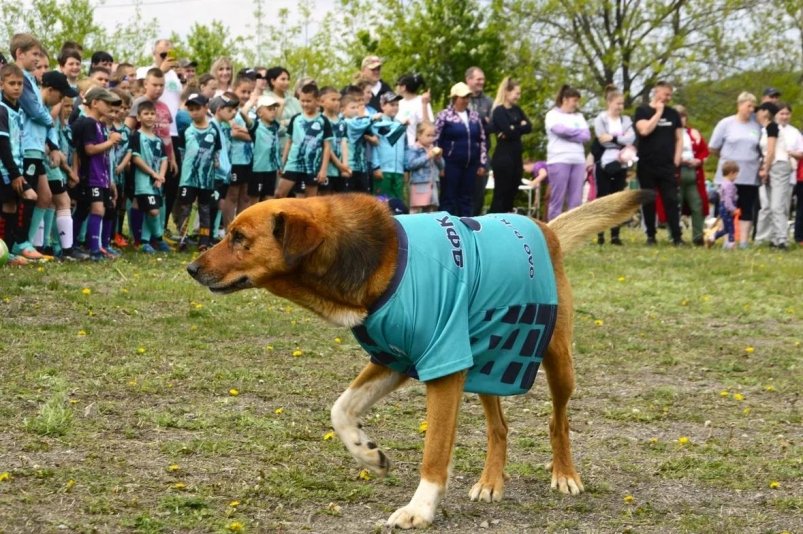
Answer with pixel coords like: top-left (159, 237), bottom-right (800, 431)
top-left (56, 210), bottom-right (74, 250)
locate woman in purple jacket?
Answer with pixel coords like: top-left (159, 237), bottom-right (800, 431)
top-left (544, 85), bottom-right (590, 220)
top-left (434, 82), bottom-right (488, 216)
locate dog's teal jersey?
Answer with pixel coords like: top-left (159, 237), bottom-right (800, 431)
top-left (353, 213), bottom-right (558, 396)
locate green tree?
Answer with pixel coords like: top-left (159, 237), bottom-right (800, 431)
top-left (183, 20), bottom-right (242, 75)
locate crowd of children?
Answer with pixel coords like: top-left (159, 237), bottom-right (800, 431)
top-left (0, 35), bottom-right (450, 266)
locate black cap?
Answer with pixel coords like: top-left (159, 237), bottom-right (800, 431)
top-left (41, 71), bottom-right (78, 98)
top-left (762, 87), bottom-right (780, 97)
top-left (380, 91), bottom-right (403, 105)
top-left (185, 93), bottom-right (208, 107)
top-left (91, 51), bottom-right (114, 65)
top-left (237, 68), bottom-right (263, 80)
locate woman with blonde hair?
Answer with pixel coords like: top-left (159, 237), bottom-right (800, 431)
top-left (488, 77), bottom-right (532, 213)
top-left (210, 56), bottom-right (233, 96)
top-left (708, 92), bottom-right (761, 247)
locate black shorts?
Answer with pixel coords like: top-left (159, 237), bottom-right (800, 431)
top-left (0, 181), bottom-right (16, 203)
top-left (69, 183), bottom-right (88, 204)
top-left (136, 193), bottom-right (163, 211)
top-left (48, 178), bottom-right (67, 195)
top-left (214, 181), bottom-right (228, 203)
top-left (230, 164), bottom-right (251, 185)
top-left (249, 171), bottom-right (277, 197)
top-left (23, 158), bottom-right (47, 181)
top-left (283, 171), bottom-right (318, 187)
top-left (178, 186), bottom-right (213, 205)
top-left (325, 175), bottom-right (347, 193)
top-left (89, 186), bottom-right (114, 210)
top-left (347, 172), bottom-right (369, 192)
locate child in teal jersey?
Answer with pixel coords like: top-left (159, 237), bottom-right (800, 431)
top-left (208, 92), bottom-right (238, 236)
top-left (242, 94), bottom-right (282, 202)
top-left (371, 91), bottom-right (407, 200)
top-left (276, 83), bottom-right (332, 198)
top-left (224, 75), bottom-right (255, 222)
top-left (176, 93), bottom-right (221, 251)
top-left (320, 87), bottom-right (350, 194)
top-left (109, 88), bottom-right (132, 248)
top-left (130, 100), bottom-right (169, 253)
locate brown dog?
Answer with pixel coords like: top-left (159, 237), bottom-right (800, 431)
top-left (187, 190), bottom-right (652, 529)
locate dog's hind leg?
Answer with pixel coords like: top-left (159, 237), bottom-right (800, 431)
top-left (469, 394), bottom-right (509, 502)
top-left (331, 362), bottom-right (408, 477)
top-left (387, 371), bottom-right (465, 529)
top-left (541, 297), bottom-right (584, 495)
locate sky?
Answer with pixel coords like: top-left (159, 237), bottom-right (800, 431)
top-left (93, 0), bottom-right (335, 41)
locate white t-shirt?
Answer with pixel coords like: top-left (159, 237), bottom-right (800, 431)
top-left (545, 108), bottom-right (588, 164)
top-left (681, 129), bottom-right (694, 162)
top-left (457, 110), bottom-right (469, 126)
top-left (136, 66), bottom-right (182, 136)
top-left (398, 95), bottom-right (434, 145)
top-left (777, 124), bottom-right (802, 168)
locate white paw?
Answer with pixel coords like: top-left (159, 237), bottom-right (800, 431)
top-left (386, 504), bottom-right (435, 529)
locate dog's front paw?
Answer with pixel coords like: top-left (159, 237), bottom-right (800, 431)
top-left (359, 443), bottom-right (391, 477)
top-left (545, 461), bottom-right (584, 495)
top-left (386, 504), bottom-right (435, 529)
top-left (468, 473), bottom-right (506, 502)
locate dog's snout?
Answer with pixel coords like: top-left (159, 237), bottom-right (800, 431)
top-left (187, 262), bottom-right (200, 279)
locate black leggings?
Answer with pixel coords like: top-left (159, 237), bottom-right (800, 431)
top-left (637, 165), bottom-right (681, 241)
top-left (596, 163), bottom-right (627, 238)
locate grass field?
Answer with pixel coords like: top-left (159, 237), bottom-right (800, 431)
top-left (0, 227), bottom-right (801, 533)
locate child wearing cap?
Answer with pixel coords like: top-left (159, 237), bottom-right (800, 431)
top-left (0, 63), bottom-right (35, 266)
top-left (341, 92), bottom-right (378, 193)
top-left (129, 100), bottom-right (169, 253)
top-left (277, 83), bottom-right (332, 198)
top-left (109, 88), bottom-right (132, 249)
top-left (225, 74), bottom-right (255, 218)
top-left (320, 86), bottom-right (350, 194)
top-left (176, 93), bottom-right (222, 251)
top-left (243, 94), bottom-right (281, 202)
top-left (208, 92), bottom-right (238, 236)
top-left (371, 92), bottom-right (408, 200)
top-left (71, 87), bottom-right (123, 260)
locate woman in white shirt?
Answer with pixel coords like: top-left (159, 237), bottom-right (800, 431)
top-left (395, 73), bottom-right (433, 146)
top-left (545, 85), bottom-right (590, 221)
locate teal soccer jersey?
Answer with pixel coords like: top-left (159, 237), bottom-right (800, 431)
top-left (283, 113), bottom-right (333, 175)
top-left (0, 99), bottom-right (24, 184)
top-left (130, 131), bottom-right (166, 196)
top-left (230, 112), bottom-right (253, 165)
top-left (211, 119), bottom-right (232, 183)
top-left (344, 116), bottom-right (372, 173)
top-left (180, 123), bottom-right (222, 190)
top-left (44, 122), bottom-right (72, 184)
top-left (111, 124), bottom-right (131, 187)
top-left (352, 213), bottom-right (558, 396)
top-left (326, 115), bottom-right (347, 177)
top-left (251, 120), bottom-right (281, 173)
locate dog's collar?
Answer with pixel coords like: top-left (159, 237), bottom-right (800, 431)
top-left (368, 218), bottom-right (408, 315)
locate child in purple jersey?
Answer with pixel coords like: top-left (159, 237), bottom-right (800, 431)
top-left (71, 87), bottom-right (122, 260)
top-left (706, 161), bottom-right (740, 250)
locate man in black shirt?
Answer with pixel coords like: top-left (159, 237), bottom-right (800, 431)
top-left (634, 81), bottom-right (683, 245)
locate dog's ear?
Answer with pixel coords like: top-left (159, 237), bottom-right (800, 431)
top-left (273, 210), bottom-right (324, 267)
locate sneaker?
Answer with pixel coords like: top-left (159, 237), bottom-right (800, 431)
top-left (646, 237), bottom-right (657, 246)
top-left (140, 243), bottom-right (156, 254)
top-left (724, 241), bottom-right (736, 250)
top-left (98, 248), bottom-right (118, 260)
top-left (673, 238), bottom-right (688, 247)
top-left (105, 245), bottom-right (122, 256)
top-left (113, 234), bottom-right (129, 248)
top-left (19, 247), bottom-right (46, 261)
top-left (153, 239), bottom-right (171, 252)
top-left (7, 254), bottom-right (29, 266)
top-left (177, 239), bottom-right (188, 252)
top-left (60, 248), bottom-right (90, 261)
top-left (776, 243), bottom-right (789, 251)
top-left (89, 252), bottom-right (107, 261)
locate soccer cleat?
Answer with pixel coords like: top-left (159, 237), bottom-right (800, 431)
top-left (89, 252), bottom-right (107, 261)
top-left (139, 243), bottom-right (156, 254)
top-left (60, 248), bottom-right (90, 261)
top-left (7, 254), bottom-right (29, 266)
top-left (105, 245), bottom-right (122, 256)
top-left (19, 247), bottom-right (47, 261)
top-left (154, 240), bottom-right (171, 252)
top-left (113, 234), bottom-right (129, 248)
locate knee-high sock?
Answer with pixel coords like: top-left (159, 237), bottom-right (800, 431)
top-left (55, 209), bottom-right (74, 250)
top-left (29, 206), bottom-right (48, 246)
top-left (87, 213), bottom-right (103, 253)
top-left (102, 211), bottom-right (115, 248)
top-left (150, 213), bottom-right (163, 240)
top-left (14, 200), bottom-right (35, 251)
top-left (141, 214), bottom-right (154, 243)
top-left (129, 207), bottom-right (143, 243)
top-left (42, 208), bottom-right (55, 247)
top-left (2, 211), bottom-right (17, 247)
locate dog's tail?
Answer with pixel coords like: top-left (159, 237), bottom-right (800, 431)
top-left (548, 189), bottom-right (655, 255)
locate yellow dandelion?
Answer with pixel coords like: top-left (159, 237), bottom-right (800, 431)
top-left (795, 341), bottom-right (801, 347)
top-left (419, 421), bottom-right (428, 433)
top-left (323, 431), bottom-right (335, 441)
top-left (65, 479), bottom-right (76, 492)
top-left (265, 345), bottom-right (274, 351)
top-left (167, 464), bottom-right (180, 472)
top-left (173, 482), bottom-right (187, 490)
top-left (594, 319), bottom-right (604, 326)
top-left (87, 310), bottom-right (95, 317)
top-left (37, 266), bottom-right (44, 273)
top-left (121, 288), bottom-right (129, 293)
top-left (137, 347), bottom-right (146, 354)
top-left (623, 495), bottom-right (634, 504)
top-left (769, 481), bottom-right (780, 489)
top-left (745, 346), bottom-right (754, 354)
top-left (69, 399), bottom-right (78, 404)
top-left (274, 407), bottom-right (284, 415)
top-left (192, 302), bottom-right (204, 310)
top-left (680, 299), bottom-right (689, 306)
top-left (701, 294), bottom-right (711, 302)
top-left (334, 337), bottom-right (342, 344)
top-left (742, 407), bottom-right (751, 415)
top-left (292, 349), bottom-right (303, 357)
top-left (229, 500), bottom-right (240, 508)
top-left (649, 437), bottom-right (659, 444)
top-left (765, 385), bottom-right (776, 392)
top-left (678, 436), bottom-right (690, 445)
top-left (226, 521), bottom-right (245, 532)
top-left (229, 388), bottom-right (239, 397)
top-left (617, 276), bottom-right (626, 282)
top-left (190, 325), bottom-right (197, 331)
top-left (0, 472), bottom-right (10, 482)
top-left (77, 329), bottom-right (87, 337)
top-left (2, 297), bottom-right (9, 303)
top-left (733, 393), bottom-right (745, 401)
top-left (358, 469), bottom-right (371, 480)
top-left (719, 390), bottom-right (730, 397)
top-left (81, 287), bottom-right (91, 295)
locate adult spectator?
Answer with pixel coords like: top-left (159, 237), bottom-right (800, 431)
top-left (90, 51), bottom-right (113, 71)
top-left (676, 105), bottom-right (709, 245)
top-left (761, 87), bottom-right (781, 104)
top-left (545, 85), bottom-right (590, 221)
top-left (708, 92), bottom-right (762, 248)
top-left (359, 55), bottom-right (392, 111)
top-left (488, 77), bottom-right (531, 213)
top-left (755, 102), bottom-right (802, 249)
top-left (634, 80), bottom-right (683, 245)
top-left (435, 82), bottom-right (487, 216)
top-left (395, 73), bottom-right (433, 145)
top-left (254, 66), bottom-right (268, 96)
top-left (465, 66), bottom-right (493, 215)
top-left (593, 85), bottom-right (636, 244)
top-left (264, 66), bottom-right (302, 150)
top-left (210, 56), bottom-right (234, 95)
top-left (57, 48), bottom-right (82, 88)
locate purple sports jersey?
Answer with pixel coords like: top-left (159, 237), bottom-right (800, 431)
top-left (72, 116), bottom-right (112, 188)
